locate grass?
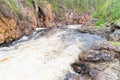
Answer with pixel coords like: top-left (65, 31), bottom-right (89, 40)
top-left (95, 19), bottom-right (106, 26)
top-left (5, 0), bottom-right (22, 14)
top-left (24, 0), bottom-right (33, 7)
top-left (111, 42), bottom-right (120, 47)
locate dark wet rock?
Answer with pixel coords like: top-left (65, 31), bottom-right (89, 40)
top-left (71, 59), bottom-right (120, 80)
top-left (71, 40), bottom-right (120, 80)
top-left (71, 38), bottom-right (120, 80)
top-left (109, 29), bottom-right (120, 41)
top-left (71, 62), bottom-right (90, 74)
top-left (63, 73), bottom-right (81, 80)
top-left (90, 70), bottom-right (99, 78)
top-left (71, 62), bottom-right (98, 78)
top-left (79, 50), bottom-right (115, 62)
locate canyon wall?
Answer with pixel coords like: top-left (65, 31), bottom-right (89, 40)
top-left (0, 0), bottom-right (54, 44)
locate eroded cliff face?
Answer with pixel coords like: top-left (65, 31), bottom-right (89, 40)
top-left (0, 1), bottom-right (35, 44)
top-left (0, 0), bottom-right (55, 44)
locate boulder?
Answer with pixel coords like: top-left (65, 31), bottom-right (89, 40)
top-left (109, 29), bottom-right (120, 41)
top-left (71, 41), bottom-right (120, 80)
top-left (91, 41), bottom-right (117, 51)
top-left (63, 73), bottom-right (81, 80)
top-left (111, 21), bottom-right (120, 30)
top-left (79, 50), bottom-right (115, 62)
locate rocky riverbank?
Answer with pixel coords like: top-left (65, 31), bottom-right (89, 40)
top-left (69, 25), bottom-right (120, 80)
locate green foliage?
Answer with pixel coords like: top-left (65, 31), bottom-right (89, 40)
top-left (33, 0), bottom-right (120, 25)
top-left (95, 19), bottom-right (105, 26)
top-left (93, 0), bottom-right (120, 25)
top-left (24, 0), bottom-right (33, 7)
top-left (111, 42), bottom-right (120, 47)
top-left (44, 0), bottom-right (99, 17)
top-left (4, 0), bottom-right (120, 26)
top-left (5, 0), bottom-right (22, 14)
top-left (34, 0), bottom-right (46, 5)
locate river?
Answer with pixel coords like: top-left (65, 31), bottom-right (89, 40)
top-left (0, 25), bottom-right (106, 80)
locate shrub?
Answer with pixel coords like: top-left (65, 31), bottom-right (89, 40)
top-left (93, 0), bottom-right (120, 25)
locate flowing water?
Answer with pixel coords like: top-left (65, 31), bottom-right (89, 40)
top-left (0, 25), bottom-right (106, 80)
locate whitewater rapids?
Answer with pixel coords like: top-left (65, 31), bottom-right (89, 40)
top-left (0, 27), bottom-right (106, 80)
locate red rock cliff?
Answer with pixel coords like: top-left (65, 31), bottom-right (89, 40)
top-left (0, 0), bottom-right (55, 44)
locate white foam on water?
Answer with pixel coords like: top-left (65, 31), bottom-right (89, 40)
top-left (66, 24), bottom-right (82, 29)
top-left (0, 30), bottom-right (82, 80)
top-left (0, 26), bottom-right (106, 80)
